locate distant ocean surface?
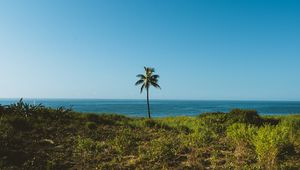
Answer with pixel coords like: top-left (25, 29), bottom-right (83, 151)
top-left (0, 99), bottom-right (300, 117)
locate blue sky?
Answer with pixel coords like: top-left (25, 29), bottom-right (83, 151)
top-left (0, 0), bottom-right (300, 100)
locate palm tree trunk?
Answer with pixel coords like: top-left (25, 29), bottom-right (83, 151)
top-left (146, 87), bottom-right (151, 118)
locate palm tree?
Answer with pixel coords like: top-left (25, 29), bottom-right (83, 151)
top-left (135, 67), bottom-right (161, 118)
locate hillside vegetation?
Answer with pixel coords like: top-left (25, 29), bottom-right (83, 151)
top-left (0, 100), bottom-right (300, 169)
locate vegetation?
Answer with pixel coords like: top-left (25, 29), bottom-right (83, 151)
top-left (0, 100), bottom-right (300, 169)
top-left (135, 67), bottom-right (161, 118)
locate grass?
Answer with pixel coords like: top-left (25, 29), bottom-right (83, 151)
top-left (0, 100), bottom-right (300, 169)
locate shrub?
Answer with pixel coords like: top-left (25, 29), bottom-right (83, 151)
top-left (197, 113), bottom-right (229, 136)
top-left (4, 98), bottom-right (49, 117)
top-left (197, 124), bottom-right (217, 144)
top-left (198, 112), bottom-right (227, 119)
top-left (226, 123), bottom-right (257, 166)
top-left (83, 113), bottom-right (130, 125)
top-left (280, 118), bottom-right (300, 144)
top-left (8, 116), bottom-right (32, 131)
top-left (228, 109), bottom-right (261, 125)
top-left (0, 117), bottom-right (12, 137)
top-left (227, 123), bottom-right (257, 146)
top-left (84, 113), bottom-right (100, 123)
top-left (253, 125), bottom-right (290, 169)
top-left (262, 117), bottom-right (280, 126)
top-left (85, 121), bottom-right (97, 130)
top-left (177, 125), bottom-right (192, 134)
top-left (75, 136), bottom-right (104, 155)
top-left (139, 135), bottom-right (181, 164)
top-left (75, 136), bottom-right (105, 168)
top-left (177, 120), bottom-right (218, 148)
top-left (179, 133), bottom-right (197, 148)
top-left (143, 119), bottom-right (173, 130)
top-left (0, 105), bottom-right (5, 115)
top-left (110, 128), bottom-right (138, 155)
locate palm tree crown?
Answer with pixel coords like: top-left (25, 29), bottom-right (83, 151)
top-left (135, 67), bottom-right (160, 118)
top-left (135, 67), bottom-right (161, 92)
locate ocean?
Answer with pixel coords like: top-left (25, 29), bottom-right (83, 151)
top-left (0, 99), bottom-right (300, 117)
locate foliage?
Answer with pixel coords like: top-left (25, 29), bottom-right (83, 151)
top-left (139, 134), bottom-right (181, 165)
top-left (253, 125), bottom-right (291, 169)
top-left (0, 101), bottom-right (299, 169)
top-left (75, 136), bottom-right (106, 169)
top-left (228, 109), bottom-right (261, 125)
top-left (85, 121), bottom-right (97, 130)
top-left (110, 128), bottom-right (139, 155)
top-left (227, 123), bottom-right (257, 147)
top-left (280, 117), bottom-right (300, 144)
top-left (226, 123), bottom-right (257, 167)
top-left (198, 112), bottom-right (229, 134)
top-left (197, 123), bottom-right (218, 144)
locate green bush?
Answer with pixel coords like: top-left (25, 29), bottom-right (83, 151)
top-left (75, 136), bottom-right (105, 168)
top-left (0, 117), bottom-right (12, 137)
top-left (177, 125), bottom-right (192, 134)
top-left (261, 117), bottom-right (280, 126)
top-left (280, 118), bottom-right (300, 144)
top-left (75, 136), bottom-right (104, 155)
top-left (228, 109), bottom-right (261, 125)
top-left (227, 123), bottom-right (257, 147)
top-left (176, 116), bottom-right (220, 148)
top-left (8, 116), bottom-right (32, 131)
top-left (197, 124), bottom-right (217, 144)
top-left (85, 121), bottom-right (97, 130)
top-left (253, 125), bottom-right (290, 169)
top-left (143, 119), bottom-right (173, 130)
top-left (84, 113), bottom-right (100, 123)
top-left (110, 128), bottom-right (138, 155)
top-left (139, 135), bottom-right (181, 164)
top-left (197, 114), bottom-right (229, 136)
top-left (226, 123), bottom-right (257, 166)
top-left (0, 105), bottom-right (5, 115)
top-left (198, 112), bottom-right (227, 119)
top-left (83, 113), bottom-right (130, 125)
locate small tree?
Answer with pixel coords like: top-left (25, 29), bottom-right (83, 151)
top-left (135, 67), bottom-right (161, 118)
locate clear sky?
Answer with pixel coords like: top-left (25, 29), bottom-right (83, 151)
top-left (0, 0), bottom-right (300, 100)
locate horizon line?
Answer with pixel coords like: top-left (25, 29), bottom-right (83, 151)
top-left (0, 98), bottom-right (300, 102)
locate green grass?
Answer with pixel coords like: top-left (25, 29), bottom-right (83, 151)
top-left (0, 100), bottom-right (300, 169)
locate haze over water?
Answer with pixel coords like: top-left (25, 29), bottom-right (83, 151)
top-left (1, 99), bottom-right (300, 117)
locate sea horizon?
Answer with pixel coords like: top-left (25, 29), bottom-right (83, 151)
top-left (1, 98), bottom-right (300, 117)
top-left (1, 98), bottom-right (300, 102)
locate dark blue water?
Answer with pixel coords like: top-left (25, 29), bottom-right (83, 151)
top-left (0, 99), bottom-right (300, 117)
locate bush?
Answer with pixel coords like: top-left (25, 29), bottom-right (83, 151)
top-left (198, 112), bottom-right (229, 134)
top-left (280, 118), bottom-right (300, 144)
top-left (197, 124), bottom-right (217, 144)
top-left (83, 113), bottom-right (130, 125)
top-left (227, 123), bottom-right (257, 147)
top-left (198, 112), bottom-right (226, 119)
top-left (228, 109), bottom-right (261, 125)
top-left (8, 116), bottom-right (32, 131)
top-left (110, 128), bottom-right (138, 155)
top-left (177, 125), bottom-right (192, 134)
top-left (0, 105), bottom-right (5, 115)
top-left (139, 135), bottom-right (181, 164)
top-left (75, 136), bottom-right (105, 168)
top-left (143, 119), bottom-right (173, 130)
top-left (253, 125), bottom-right (290, 169)
top-left (226, 123), bottom-right (257, 166)
top-left (84, 113), bottom-right (100, 123)
top-left (0, 120), bottom-right (13, 158)
top-left (85, 121), bottom-right (97, 130)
